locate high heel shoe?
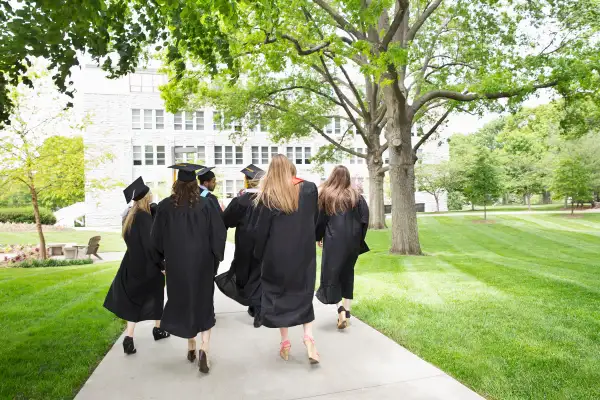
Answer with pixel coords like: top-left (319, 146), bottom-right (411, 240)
top-left (279, 339), bottom-right (291, 361)
top-left (187, 349), bottom-right (197, 362)
top-left (337, 306), bottom-right (348, 330)
top-left (123, 336), bottom-right (136, 355)
top-left (346, 310), bottom-right (351, 326)
top-left (152, 327), bottom-right (171, 341)
top-left (198, 349), bottom-right (210, 373)
top-left (303, 335), bottom-right (320, 364)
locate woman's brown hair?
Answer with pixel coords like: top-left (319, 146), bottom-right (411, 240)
top-left (171, 180), bottom-right (200, 208)
top-left (318, 165), bottom-right (359, 215)
top-left (255, 154), bottom-right (299, 214)
top-left (122, 192), bottom-right (152, 238)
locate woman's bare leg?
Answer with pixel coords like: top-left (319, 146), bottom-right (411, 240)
top-left (126, 321), bottom-right (136, 337)
top-left (280, 327), bottom-right (289, 342)
top-left (200, 329), bottom-right (211, 352)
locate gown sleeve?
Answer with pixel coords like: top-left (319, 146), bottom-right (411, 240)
top-left (222, 197), bottom-right (245, 228)
top-left (357, 196), bottom-right (370, 253)
top-left (150, 203), bottom-right (165, 260)
top-left (208, 201), bottom-right (227, 262)
top-left (315, 209), bottom-right (329, 242)
top-left (252, 204), bottom-right (274, 261)
top-left (138, 212), bottom-right (164, 271)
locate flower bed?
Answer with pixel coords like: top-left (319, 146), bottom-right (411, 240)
top-left (2, 245), bottom-right (40, 265)
top-left (14, 258), bottom-right (93, 268)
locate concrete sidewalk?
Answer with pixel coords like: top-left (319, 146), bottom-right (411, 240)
top-left (76, 245), bottom-right (483, 400)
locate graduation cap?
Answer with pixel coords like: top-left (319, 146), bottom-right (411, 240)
top-left (196, 166), bottom-right (216, 182)
top-left (123, 177), bottom-right (150, 203)
top-left (169, 163), bottom-right (204, 182)
top-left (241, 164), bottom-right (264, 180)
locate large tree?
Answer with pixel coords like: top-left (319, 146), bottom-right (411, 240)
top-left (4, 0), bottom-right (600, 254)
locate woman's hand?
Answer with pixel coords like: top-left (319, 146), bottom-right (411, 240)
top-left (317, 240), bottom-right (323, 248)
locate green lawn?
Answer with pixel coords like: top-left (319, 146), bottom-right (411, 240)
top-left (0, 230), bottom-right (125, 252)
top-left (445, 203), bottom-right (566, 213)
top-left (0, 262), bottom-right (123, 399)
top-left (354, 213), bottom-right (600, 400)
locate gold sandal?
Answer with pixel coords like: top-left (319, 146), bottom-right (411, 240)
top-left (303, 335), bottom-right (320, 364)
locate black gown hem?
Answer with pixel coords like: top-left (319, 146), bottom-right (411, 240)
top-left (161, 319), bottom-right (216, 339)
top-left (315, 285), bottom-right (344, 305)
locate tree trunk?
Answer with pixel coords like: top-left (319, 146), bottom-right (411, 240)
top-left (29, 183), bottom-right (47, 260)
top-left (367, 163), bottom-right (387, 229)
top-left (434, 194), bottom-right (440, 212)
top-left (484, 200), bottom-right (487, 220)
top-left (571, 200), bottom-right (574, 215)
top-left (384, 110), bottom-right (422, 255)
top-left (471, 202), bottom-right (475, 211)
top-left (564, 196), bottom-right (568, 209)
top-left (543, 190), bottom-right (552, 204)
top-left (527, 193), bottom-right (531, 210)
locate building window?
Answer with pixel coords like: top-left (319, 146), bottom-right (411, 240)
top-left (213, 111), bottom-right (223, 131)
top-left (286, 146), bottom-right (312, 164)
top-left (156, 146), bottom-right (165, 166)
top-left (305, 147), bottom-right (312, 164)
top-left (215, 146), bottom-right (223, 165)
top-left (144, 110), bottom-right (153, 129)
top-left (224, 180), bottom-right (245, 198)
top-left (132, 109), bottom-right (141, 130)
top-left (185, 112), bottom-right (194, 130)
top-left (295, 147), bottom-right (302, 164)
top-left (334, 117), bottom-right (341, 134)
top-left (236, 146), bottom-right (243, 164)
top-left (145, 145), bottom-right (154, 165)
top-left (252, 146), bottom-right (278, 164)
top-left (195, 111), bottom-right (204, 130)
top-left (286, 147), bottom-right (293, 160)
top-left (155, 110), bottom-right (164, 129)
top-left (129, 73), bottom-right (164, 92)
top-left (174, 112), bottom-right (183, 130)
top-left (197, 146), bottom-right (206, 163)
top-left (133, 146), bottom-right (142, 165)
top-left (350, 148), bottom-right (366, 164)
top-left (215, 145), bottom-right (242, 165)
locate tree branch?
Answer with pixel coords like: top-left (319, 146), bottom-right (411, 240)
top-left (406, 0), bottom-right (444, 42)
top-left (411, 81), bottom-right (559, 114)
top-left (266, 85), bottom-right (343, 107)
top-left (336, 60), bottom-right (369, 117)
top-left (263, 102), bottom-right (366, 158)
top-left (313, 0), bottom-right (367, 40)
top-left (311, 64), bottom-right (363, 115)
top-left (381, 0), bottom-right (409, 49)
top-left (280, 34), bottom-right (331, 55)
top-left (413, 106), bottom-right (453, 151)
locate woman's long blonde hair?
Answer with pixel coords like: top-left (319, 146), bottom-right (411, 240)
top-left (122, 192), bottom-right (152, 238)
top-left (318, 165), bottom-right (359, 215)
top-left (255, 154), bottom-right (299, 214)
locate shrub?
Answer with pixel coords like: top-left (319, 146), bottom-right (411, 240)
top-left (0, 207), bottom-right (56, 224)
top-left (448, 191), bottom-right (465, 211)
top-left (14, 258), bottom-right (93, 268)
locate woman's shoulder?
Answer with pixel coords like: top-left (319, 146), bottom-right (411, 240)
top-left (300, 180), bottom-right (318, 193)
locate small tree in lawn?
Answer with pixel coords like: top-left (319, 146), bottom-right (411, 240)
top-left (552, 157), bottom-right (592, 215)
top-left (466, 149), bottom-right (503, 220)
top-left (415, 161), bottom-right (456, 212)
top-left (0, 68), bottom-right (88, 259)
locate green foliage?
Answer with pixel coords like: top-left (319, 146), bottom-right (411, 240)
top-left (14, 258), bottom-right (93, 268)
top-left (0, 207), bottom-right (56, 224)
top-left (447, 191), bottom-right (465, 211)
top-left (552, 156), bottom-right (592, 204)
top-left (415, 161), bottom-right (458, 211)
top-left (465, 148), bottom-right (503, 215)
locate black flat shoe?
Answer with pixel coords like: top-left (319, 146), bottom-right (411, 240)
top-left (187, 350), bottom-right (197, 362)
top-left (247, 306), bottom-right (255, 318)
top-left (337, 306), bottom-right (348, 329)
top-left (253, 314), bottom-right (262, 328)
top-left (123, 336), bottom-right (136, 355)
top-left (198, 350), bottom-right (210, 374)
top-left (153, 327), bottom-right (171, 341)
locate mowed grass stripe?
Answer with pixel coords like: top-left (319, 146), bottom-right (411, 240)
top-left (354, 215), bottom-right (600, 400)
top-left (0, 263), bottom-right (123, 400)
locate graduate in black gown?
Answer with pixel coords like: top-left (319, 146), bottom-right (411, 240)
top-left (197, 166), bottom-right (223, 276)
top-left (253, 155), bottom-right (320, 364)
top-left (151, 163), bottom-right (227, 374)
top-left (104, 177), bottom-right (170, 355)
top-left (215, 164), bottom-right (264, 328)
top-left (315, 166), bottom-right (370, 330)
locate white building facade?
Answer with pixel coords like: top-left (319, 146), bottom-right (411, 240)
top-left (81, 65), bottom-right (448, 228)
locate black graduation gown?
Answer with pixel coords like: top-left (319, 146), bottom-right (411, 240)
top-left (215, 190), bottom-right (261, 308)
top-left (201, 190), bottom-right (223, 274)
top-left (151, 196), bottom-right (227, 338)
top-left (253, 181), bottom-right (318, 328)
top-left (315, 196), bottom-right (370, 304)
top-left (104, 211), bottom-right (165, 322)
